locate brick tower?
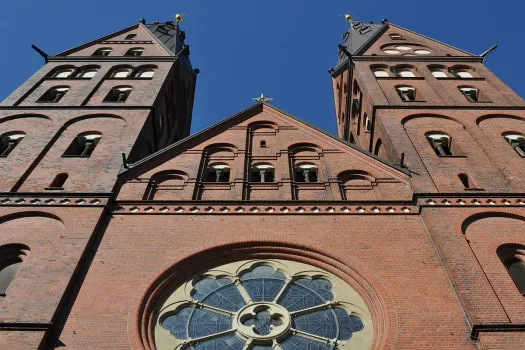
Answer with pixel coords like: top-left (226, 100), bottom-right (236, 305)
top-left (2, 15), bottom-right (525, 350)
top-left (0, 18), bottom-right (196, 348)
top-left (331, 18), bottom-right (525, 348)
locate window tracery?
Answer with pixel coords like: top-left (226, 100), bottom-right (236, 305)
top-left (155, 260), bottom-right (372, 350)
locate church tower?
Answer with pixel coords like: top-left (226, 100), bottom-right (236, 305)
top-left (331, 18), bottom-right (525, 347)
top-left (0, 18), bottom-right (196, 348)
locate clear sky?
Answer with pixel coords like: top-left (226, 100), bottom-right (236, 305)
top-left (1, 0), bottom-right (523, 135)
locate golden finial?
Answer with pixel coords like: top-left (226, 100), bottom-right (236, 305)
top-left (175, 13), bottom-right (184, 23)
top-left (344, 14), bottom-right (353, 24)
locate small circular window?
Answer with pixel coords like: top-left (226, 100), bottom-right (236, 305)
top-left (155, 260), bottom-right (373, 350)
top-left (414, 49), bottom-right (431, 55)
top-left (395, 46), bottom-right (412, 51)
top-left (383, 49), bottom-right (400, 55)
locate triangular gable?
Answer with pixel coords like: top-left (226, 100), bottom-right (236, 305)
top-left (119, 102), bottom-right (410, 182)
top-left (54, 23), bottom-right (173, 57)
top-left (361, 23), bottom-right (475, 57)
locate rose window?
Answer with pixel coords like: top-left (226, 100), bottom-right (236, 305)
top-left (155, 260), bottom-right (373, 350)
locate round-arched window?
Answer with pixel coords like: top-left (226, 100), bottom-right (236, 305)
top-left (155, 260), bottom-right (372, 350)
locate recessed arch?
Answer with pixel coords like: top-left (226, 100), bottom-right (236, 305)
top-left (288, 142), bottom-right (323, 154)
top-left (476, 114), bottom-right (525, 125)
top-left (0, 114), bottom-right (51, 125)
top-left (461, 212), bottom-right (525, 236)
top-left (0, 211), bottom-right (64, 226)
top-left (247, 120), bottom-right (279, 131)
top-left (337, 170), bottom-right (376, 183)
top-left (64, 113), bottom-right (127, 127)
top-left (401, 113), bottom-right (464, 126)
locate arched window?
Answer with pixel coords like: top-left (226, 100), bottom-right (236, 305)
top-left (37, 86), bottom-right (70, 103)
top-left (459, 87), bottom-right (478, 102)
top-left (373, 69), bottom-right (389, 77)
top-left (456, 71), bottom-right (473, 78)
top-left (77, 69), bottom-right (98, 78)
top-left (111, 68), bottom-right (132, 78)
top-left (0, 132), bottom-right (25, 157)
top-left (48, 173), bottom-right (68, 189)
top-left (251, 164), bottom-right (275, 183)
top-left (104, 86), bottom-right (132, 102)
top-left (63, 132), bottom-right (102, 157)
top-left (431, 70), bottom-right (448, 78)
top-left (426, 133), bottom-right (452, 156)
top-left (125, 34), bottom-right (137, 40)
top-left (154, 260), bottom-right (372, 350)
top-left (398, 69), bottom-right (416, 78)
top-left (504, 133), bottom-right (525, 157)
top-left (295, 164), bottom-right (318, 183)
top-left (396, 86), bottom-right (416, 101)
top-left (92, 48), bottom-right (112, 56)
top-left (125, 48), bottom-right (144, 56)
top-left (364, 114), bottom-right (371, 132)
top-left (53, 69), bottom-right (74, 78)
top-left (0, 244), bottom-right (29, 296)
top-left (207, 164), bottom-right (230, 183)
top-left (497, 244), bottom-right (525, 295)
top-left (136, 69), bottom-right (155, 78)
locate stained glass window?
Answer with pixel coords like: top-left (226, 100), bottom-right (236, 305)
top-left (156, 261), bottom-right (372, 350)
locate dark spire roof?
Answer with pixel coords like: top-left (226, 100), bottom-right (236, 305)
top-left (145, 21), bottom-right (192, 69)
top-left (334, 21), bottom-right (386, 70)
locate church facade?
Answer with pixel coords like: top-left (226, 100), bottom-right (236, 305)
top-left (1, 16), bottom-right (525, 350)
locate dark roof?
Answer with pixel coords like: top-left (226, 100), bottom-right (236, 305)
top-left (145, 21), bottom-right (192, 69)
top-left (335, 21), bottom-right (386, 70)
top-left (120, 102), bottom-right (410, 178)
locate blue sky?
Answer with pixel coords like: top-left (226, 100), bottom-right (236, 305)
top-left (0, 0), bottom-right (523, 135)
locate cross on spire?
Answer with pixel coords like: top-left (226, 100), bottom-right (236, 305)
top-left (252, 94), bottom-right (273, 103)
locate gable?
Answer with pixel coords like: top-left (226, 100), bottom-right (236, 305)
top-left (116, 104), bottom-right (412, 202)
top-left (361, 24), bottom-right (474, 57)
top-left (56, 24), bottom-right (172, 57)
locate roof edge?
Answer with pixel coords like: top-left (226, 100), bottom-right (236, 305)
top-left (54, 24), bottom-right (140, 57)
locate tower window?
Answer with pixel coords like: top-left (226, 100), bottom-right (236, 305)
top-left (112, 69), bottom-right (132, 78)
top-left (125, 34), bottom-right (137, 40)
top-left (136, 69), bottom-right (155, 78)
top-left (498, 244), bottom-right (525, 296)
top-left (398, 69), bottom-right (416, 78)
top-left (456, 71), bottom-right (474, 78)
top-left (207, 164), bottom-right (230, 183)
top-left (104, 86), bottom-right (132, 102)
top-left (0, 132), bottom-right (25, 157)
top-left (390, 34), bottom-right (403, 40)
top-left (92, 48), bottom-right (112, 56)
top-left (0, 244), bottom-right (29, 297)
top-left (364, 114), bottom-right (372, 132)
top-left (426, 133), bottom-right (452, 156)
top-left (54, 69), bottom-right (74, 78)
top-left (125, 48), bottom-right (144, 56)
top-left (260, 140), bottom-right (267, 148)
top-left (295, 164), bottom-right (318, 183)
top-left (459, 87), bottom-right (478, 102)
top-left (251, 164), bottom-right (275, 183)
top-left (77, 69), bottom-right (98, 78)
top-left (396, 86), bottom-right (416, 101)
top-left (431, 70), bottom-right (448, 78)
top-left (47, 173), bottom-right (68, 189)
top-left (63, 132), bottom-right (102, 157)
top-left (504, 134), bottom-right (525, 157)
top-left (37, 86), bottom-right (70, 103)
top-left (373, 69), bottom-right (389, 77)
